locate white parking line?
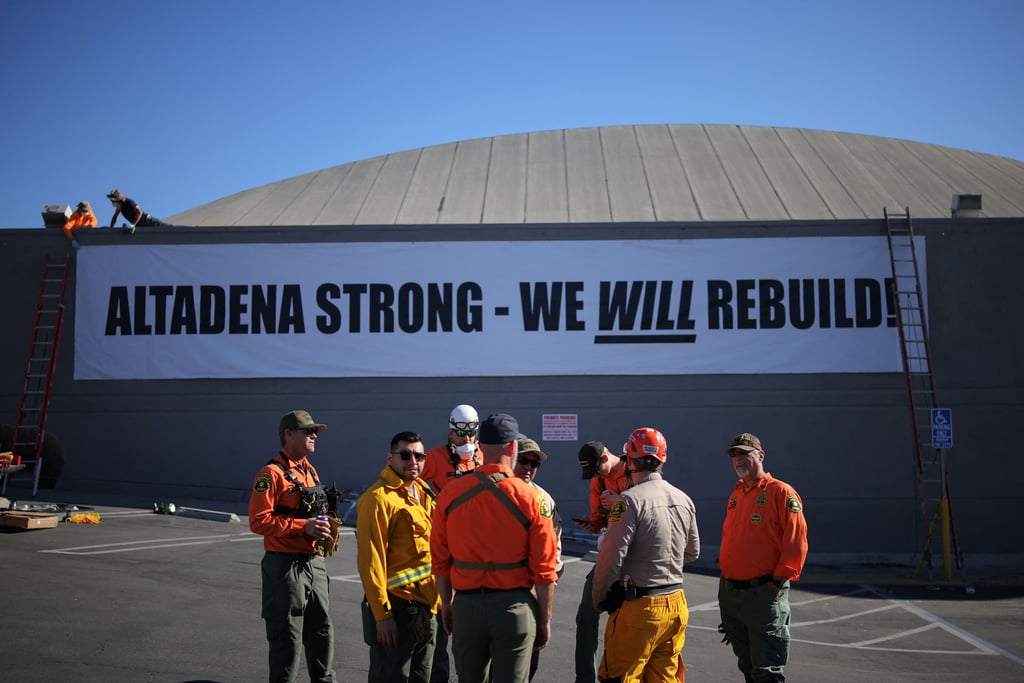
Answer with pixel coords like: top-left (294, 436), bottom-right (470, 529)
top-left (40, 533), bottom-right (241, 555)
top-left (888, 593), bottom-right (1024, 665)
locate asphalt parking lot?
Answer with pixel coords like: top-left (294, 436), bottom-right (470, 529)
top-left (3, 497), bottom-right (1023, 682)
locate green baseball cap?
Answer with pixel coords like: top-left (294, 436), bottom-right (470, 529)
top-left (279, 410), bottom-right (326, 437)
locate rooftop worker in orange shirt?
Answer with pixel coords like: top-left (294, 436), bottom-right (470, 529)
top-left (63, 200), bottom-right (97, 248)
top-left (592, 427), bottom-right (700, 683)
top-left (718, 433), bottom-right (808, 683)
top-left (356, 431), bottom-right (439, 683)
top-left (573, 440), bottom-right (629, 683)
top-left (419, 403), bottom-right (483, 683)
top-left (106, 188), bottom-right (167, 233)
top-left (431, 413), bottom-right (559, 683)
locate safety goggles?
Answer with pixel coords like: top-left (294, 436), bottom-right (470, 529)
top-left (394, 448), bottom-right (426, 462)
top-left (450, 420), bottom-right (478, 431)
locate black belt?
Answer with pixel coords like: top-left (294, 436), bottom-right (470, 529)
top-left (456, 586), bottom-right (528, 596)
top-left (266, 551), bottom-right (315, 560)
top-left (632, 582), bottom-right (684, 599)
top-left (724, 574), bottom-right (773, 589)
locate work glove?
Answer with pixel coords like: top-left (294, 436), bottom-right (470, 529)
top-left (718, 623), bottom-right (731, 645)
top-left (314, 513), bottom-right (342, 557)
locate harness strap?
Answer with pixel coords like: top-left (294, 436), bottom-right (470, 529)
top-left (446, 471), bottom-right (530, 529)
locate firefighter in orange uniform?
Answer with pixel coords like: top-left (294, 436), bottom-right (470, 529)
top-left (249, 410), bottom-right (337, 683)
top-left (574, 440), bottom-right (631, 683)
top-left (431, 413), bottom-right (559, 683)
top-left (420, 404), bottom-right (483, 494)
top-left (718, 433), bottom-right (808, 683)
top-left (419, 403), bottom-right (483, 682)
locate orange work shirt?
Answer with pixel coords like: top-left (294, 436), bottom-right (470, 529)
top-left (248, 453), bottom-right (322, 554)
top-left (63, 210), bottom-right (98, 240)
top-left (431, 463), bottom-right (559, 591)
top-left (588, 466), bottom-right (629, 532)
top-left (718, 473), bottom-right (808, 581)
top-left (419, 442), bottom-right (481, 493)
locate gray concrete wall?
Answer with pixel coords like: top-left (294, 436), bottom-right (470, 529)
top-left (1, 219), bottom-right (1021, 563)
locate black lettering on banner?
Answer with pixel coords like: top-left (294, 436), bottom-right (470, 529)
top-left (369, 283), bottom-right (394, 333)
top-left (334, 282), bottom-right (482, 334)
top-left (707, 278), bottom-right (890, 330)
top-left (316, 284), bottom-right (342, 333)
top-left (278, 285), bottom-right (305, 332)
top-left (519, 282), bottom-right (585, 331)
top-left (789, 279), bottom-right (815, 330)
top-left (104, 284), bottom-right (305, 336)
top-left (736, 279), bottom-right (756, 330)
top-left (200, 286), bottom-right (225, 334)
top-left (598, 281), bottom-right (696, 332)
top-left (456, 282), bottom-right (483, 332)
top-left (707, 280), bottom-right (732, 329)
top-left (133, 286), bottom-right (152, 335)
top-left (251, 285), bottom-right (279, 333)
top-left (854, 278), bottom-right (882, 327)
top-left (229, 285), bottom-right (248, 334)
top-left (759, 280), bottom-right (785, 329)
top-left (150, 286), bottom-right (173, 335)
top-left (397, 283), bottom-right (424, 333)
top-left (105, 287), bottom-right (131, 335)
top-left (599, 281), bottom-right (643, 330)
top-left (171, 286), bottom-right (198, 334)
top-left (343, 284), bottom-right (366, 333)
top-left (834, 280), bottom-right (854, 328)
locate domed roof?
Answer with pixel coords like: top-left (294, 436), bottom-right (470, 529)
top-left (168, 124), bottom-right (1024, 226)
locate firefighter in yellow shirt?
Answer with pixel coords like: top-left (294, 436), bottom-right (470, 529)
top-left (357, 431), bottom-right (440, 683)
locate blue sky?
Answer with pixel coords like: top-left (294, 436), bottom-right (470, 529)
top-left (2, 0), bottom-right (1021, 229)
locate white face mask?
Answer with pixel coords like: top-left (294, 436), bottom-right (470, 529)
top-left (454, 442), bottom-right (477, 460)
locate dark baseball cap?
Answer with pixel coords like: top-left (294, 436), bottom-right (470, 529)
top-left (516, 436), bottom-right (548, 461)
top-left (279, 410), bottom-right (326, 437)
top-left (479, 413), bottom-right (521, 445)
top-left (578, 440), bottom-right (606, 479)
top-left (726, 432), bottom-right (762, 454)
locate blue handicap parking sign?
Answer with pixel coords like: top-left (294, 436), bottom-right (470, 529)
top-left (931, 408), bottom-right (953, 449)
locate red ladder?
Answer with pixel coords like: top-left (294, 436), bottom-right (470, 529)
top-left (883, 207), bottom-right (960, 579)
top-left (2, 255), bottom-right (71, 498)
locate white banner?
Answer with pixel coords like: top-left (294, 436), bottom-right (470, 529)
top-left (73, 237), bottom-right (922, 380)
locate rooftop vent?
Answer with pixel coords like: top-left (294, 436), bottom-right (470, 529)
top-left (41, 204), bottom-right (71, 229)
top-left (951, 194), bottom-right (982, 218)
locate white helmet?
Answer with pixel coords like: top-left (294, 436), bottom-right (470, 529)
top-left (449, 404), bottom-right (479, 432)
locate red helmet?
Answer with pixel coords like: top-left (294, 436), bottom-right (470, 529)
top-left (626, 427), bottom-right (667, 463)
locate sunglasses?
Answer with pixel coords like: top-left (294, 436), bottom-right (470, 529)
top-left (517, 458), bottom-right (541, 470)
top-left (393, 448), bottom-right (426, 462)
top-left (453, 429), bottom-right (477, 437)
top-left (297, 428), bottom-right (319, 436)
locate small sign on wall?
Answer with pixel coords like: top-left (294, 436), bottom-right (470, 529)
top-left (542, 414), bottom-right (578, 441)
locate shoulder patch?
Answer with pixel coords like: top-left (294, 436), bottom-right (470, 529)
top-left (786, 493), bottom-right (802, 513)
top-left (727, 496), bottom-right (737, 510)
top-left (538, 495), bottom-right (553, 519)
top-left (607, 499), bottom-right (628, 525)
top-left (254, 473), bottom-right (272, 494)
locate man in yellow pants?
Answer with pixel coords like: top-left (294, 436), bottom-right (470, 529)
top-left (592, 427), bottom-right (700, 682)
